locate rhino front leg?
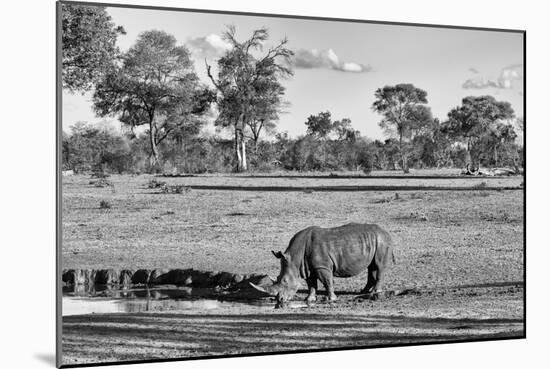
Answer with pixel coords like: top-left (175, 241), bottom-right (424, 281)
top-left (316, 268), bottom-right (337, 302)
top-left (305, 276), bottom-right (318, 303)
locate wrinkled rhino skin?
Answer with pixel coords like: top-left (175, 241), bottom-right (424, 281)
top-left (250, 223), bottom-right (395, 307)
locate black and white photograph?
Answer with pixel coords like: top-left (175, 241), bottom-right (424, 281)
top-left (57, 1), bottom-right (525, 367)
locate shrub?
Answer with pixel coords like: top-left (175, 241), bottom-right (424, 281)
top-left (147, 178), bottom-right (166, 189)
top-left (90, 178), bottom-right (113, 187)
top-left (160, 184), bottom-right (191, 194)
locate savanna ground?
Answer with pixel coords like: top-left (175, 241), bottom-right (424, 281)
top-left (61, 170), bottom-right (524, 366)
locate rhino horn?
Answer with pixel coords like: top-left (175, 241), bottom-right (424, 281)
top-left (249, 282), bottom-right (268, 294)
top-left (249, 282), bottom-right (278, 296)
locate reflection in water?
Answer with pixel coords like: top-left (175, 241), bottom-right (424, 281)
top-left (62, 286), bottom-right (273, 316)
top-left (63, 284), bottom-right (197, 298)
top-left (62, 296), bottom-right (225, 316)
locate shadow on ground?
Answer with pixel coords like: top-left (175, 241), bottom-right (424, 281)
top-left (62, 312), bottom-right (524, 364)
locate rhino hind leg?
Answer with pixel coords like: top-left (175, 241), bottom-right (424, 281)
top-left (361, 267), bottom-right (377, 294)
top-left (371, 257), bottom-right (390, 299)
top-left (360, 261), bottom-right (388, 299)
top-left (371, 268), bottom-right (387, 299)
top-left (305, 275), bottom-right (318, 303)
top-left (316, 268), bottom-right (337, 302)
top-left (367, 243), bottom-right (394, 298)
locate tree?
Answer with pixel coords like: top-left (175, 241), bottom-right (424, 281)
top-left (207, 26), bottom-right (293, 171)
top-left (64, 122), bottom-right (131, 173)
top-left (305, 111), bottom-right (333, 139)
top-left (372, 84), bottom-right (433, 173)
top-left (332, 118), bottom-right (359, 142)
top-left (441, 96), bottom-right (515, 169)
top-left (245, 79), bottom-right (287, 149)
top-left (304, 111), bottom-right (334, 167)
top-left (430, 118), bottom-right (454, 168)
top-left (479, 122), bottom-right (518, 167)
top-left (379, 139), bottom-right (401, 170)
top-left (61, 4), bottom-right (126, 92)
top-left (93, 30), bottom-right (214, 167)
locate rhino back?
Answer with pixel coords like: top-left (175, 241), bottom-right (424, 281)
top-left (307, 223), bottom-right (390, 277)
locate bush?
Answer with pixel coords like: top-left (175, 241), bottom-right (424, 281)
top-left (90, 178), bottom-right (113, 187)
top-left (160, 184), bottom-right (191, 194)
top-left (63, 121), bottom-right (512, 174)
top-left (99, 200), bottom-right (111, 209)
top-left (147, 178), bottom-right (166, 189)
top-left (63, 122), bottom-right (133, 174)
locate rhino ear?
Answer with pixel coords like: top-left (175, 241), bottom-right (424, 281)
top-left (272, 250), bottom-right (284, 259)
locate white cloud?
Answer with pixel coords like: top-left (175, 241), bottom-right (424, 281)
top-left (462, 63), bottom-right (523, 90)
top-left (186, 34), bottom-right (232, 59)
top-left (326, 49), bottom-right (340, 66)
top-left (462, 77), bottom-right (500, 89)
top-left (293, 48), bottom-right (371, 73)
top-left (341, 62), bottom-right (364, 73)
top-left (205, 34), bottom-right (232, 53)
top-left (498, 64), bottom-right (523, 88)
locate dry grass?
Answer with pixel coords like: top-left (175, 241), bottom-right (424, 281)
top-left (62, 173), bottom-right (524, 292)
top-left (148, 173), bottom-right (522, 189)
top-left (61, 172), bottom-right (524, 365)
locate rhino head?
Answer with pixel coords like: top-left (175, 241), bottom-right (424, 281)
top-left (249, 251), bottom-right (300, 308)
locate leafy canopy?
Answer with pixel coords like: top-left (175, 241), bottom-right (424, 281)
top-left (61, 4), bottom-right (126, 92)
top-left (208, 26), bottom-right (294, 131)
top-left (305, 111), bottom-right (333, 139)
top-left (442, 95), bottom-right (515, 142)
top-left (372, 83), bottom-right (433, 139)
top-left (93, 30), bottom-right (214, 157)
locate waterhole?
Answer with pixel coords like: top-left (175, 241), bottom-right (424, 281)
top-left (62, 285), bottom-right (277, 316)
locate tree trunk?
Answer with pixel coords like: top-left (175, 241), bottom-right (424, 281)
top-left (466, 138), bottom-right (478, 171)
top-left (234, 128), bottom-right (243, 172)
top-left (241, 137), bottom-right (247, 171)
top-left (402, 155), bottom-right (409, 173)
top-left (234, 116), bottom-right (248, 172)
top-left (149, 122), bottom-right (159, 167)
top-left (399, 132), bottom-right (409, 173)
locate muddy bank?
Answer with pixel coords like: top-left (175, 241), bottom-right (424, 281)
top-left (62, 268), bottom-right (272, 291)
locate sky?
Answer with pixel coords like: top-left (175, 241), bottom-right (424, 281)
top-left (62, 5), bottom-right (524, 140)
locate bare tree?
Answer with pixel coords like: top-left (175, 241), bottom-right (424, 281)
top-left (206, 26), bottom-right (293, 171)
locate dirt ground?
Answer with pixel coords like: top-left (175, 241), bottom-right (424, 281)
top-left (62, 284), bottom-right (524, 365)
top-left (61, 172), bottom-right (524, 365)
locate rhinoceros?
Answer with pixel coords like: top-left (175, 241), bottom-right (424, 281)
top-left (250, 223), bottom-right (395, 307)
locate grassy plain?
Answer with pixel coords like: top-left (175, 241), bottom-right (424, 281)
top-left (61, 171), bottom-right (524, 365)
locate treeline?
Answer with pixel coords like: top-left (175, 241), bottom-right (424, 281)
top-left (62, 118), bottom-right (523, 174)
top-left (60, 4), bottom-right (524, 175)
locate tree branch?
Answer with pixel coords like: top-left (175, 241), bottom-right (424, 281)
top-left (205, 59), bottom-right (222, 92)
